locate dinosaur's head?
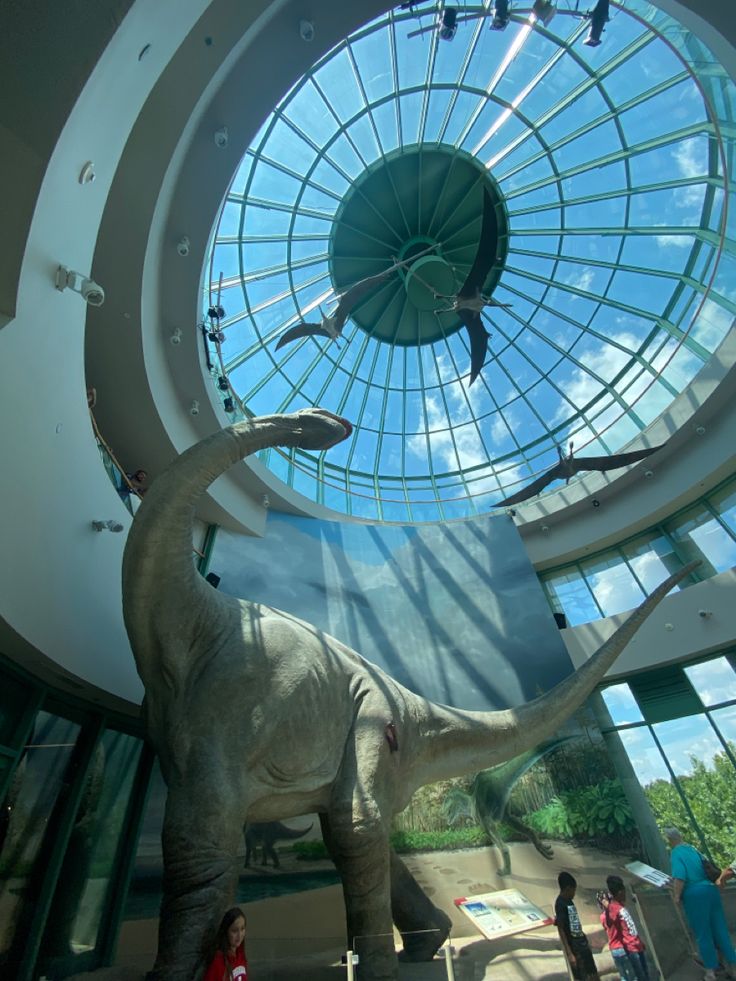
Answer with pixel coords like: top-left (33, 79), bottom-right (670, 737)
top-left (283, 408), bottom-right (353, 451)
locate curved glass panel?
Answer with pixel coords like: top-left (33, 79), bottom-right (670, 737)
top-left (205, 1), bottom-right (734, 520)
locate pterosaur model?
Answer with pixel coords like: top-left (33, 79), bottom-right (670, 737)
top-left (434, 187), bottom-right (510, 386)
top-left (493, 440), bottom-right (665, 507)
top-left (275, 249), bottom-right (429, 351)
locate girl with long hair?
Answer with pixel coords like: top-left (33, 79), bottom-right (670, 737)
top-left (203, 906), bottom-right (248, 981)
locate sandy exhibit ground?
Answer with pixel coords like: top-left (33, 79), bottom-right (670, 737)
top-left (112, 840), bottom-right (714, 980)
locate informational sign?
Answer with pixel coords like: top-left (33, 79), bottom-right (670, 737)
top-left (455, 888), bottom-right (553, 941)
top-left (625, 861), bottom-right (672, 888)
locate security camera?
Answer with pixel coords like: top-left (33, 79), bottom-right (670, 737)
top-left (214, 126), bottom-right (229, 149)
top-left (698, 609), bottom-right (712, 619)
top-left (299, 18), bottom-right (315, 41)
top-left (190, 399), bottom-right (200, 416)
top-left (170, 328), bottom-right (182, 345)
top-left (177, 236), bottom-right (190, 257)
top-left (55, 266), bottom-right (105, 307)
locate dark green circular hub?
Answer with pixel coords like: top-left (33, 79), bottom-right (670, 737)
top-left (329, 145), bottom-right (509, 347)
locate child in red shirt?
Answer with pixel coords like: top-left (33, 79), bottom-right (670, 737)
top-left (598, 876), bottom-right (649, 981)
top-left (204, 906), bottom-right (248, 981)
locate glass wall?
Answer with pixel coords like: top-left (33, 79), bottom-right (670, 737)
top-left (0, 657), bottom-right (150, 981)
top-left (541, 475), bottom-right (736, 625)
top-left (600, 650), bottom-right (736, 868)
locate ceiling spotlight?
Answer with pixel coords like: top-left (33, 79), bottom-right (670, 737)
top-left (217, 376), bottom-right (230, 391)
top-left (698, 609), bottom-right (712, 619)
top-left (207, 303), bottom-right (226, 321)
top-left (299, 19), bottom-right (315, 41)
top-left (213, 126), bottom-right (229, 149)
top-left (695, 425), bottom-right (706, 436)
top-left (223, 396), bottom-right (235, 413)
top-left (664, 622), bottom-right (674, 631)
top-left (190, 399), bottom-right (200, 416)
top-left (541, 524), bottom-right (550, 533)
top-left (532, 0), bottom-right (556, 26)
top-left (491, 0), bottom-right (510, 31)
top-left (55, 266), bottom-right (105, 307)
top-left (262, 494), bottom-right (270, 509)
top-left (78, 161), bottom-right (96, 184)
top-left (583, 0), bottom-right (609, 47)
top-left (644, 469), bottom-right (654, 479)
top-left (592, 498), bottom-right (601, 507)
top-left (177, 236), bottom-right (190, 257)
top-left (92, 519), bottom-right (124, 533)
top-left (170, 328), bottom-right (182, 345)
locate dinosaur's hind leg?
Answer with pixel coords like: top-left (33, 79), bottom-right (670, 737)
top-left (390, 850), bottom-right (451, 962)
top-left (149, 781), bottom-right (243, 981)
top-left (321, 809), bottom-right (396, 981)
top-left (505, 812), bottom-right (554, 861)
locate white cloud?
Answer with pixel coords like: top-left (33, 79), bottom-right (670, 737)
top-left (671, 138), bottom-right (706, 209)
top-left (654, 233), bottom-right (692, 249)
top-left (551, 331), bottom-right (641, 426)
top-left (563, 267), bottom-right (595, 295)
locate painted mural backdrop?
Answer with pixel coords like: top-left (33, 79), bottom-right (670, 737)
top-left (209, 511), bottom-right (570, 710)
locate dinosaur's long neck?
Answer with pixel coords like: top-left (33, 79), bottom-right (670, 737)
top-left (412, 562), bottom-right (696, 788)
top-left (122, 414), bottom-right (299, 640)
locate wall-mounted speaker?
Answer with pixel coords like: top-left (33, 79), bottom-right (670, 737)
top-left (205, 572), bottom-right (221, 589)
top-left (553, 612), bottom-right (567, 629)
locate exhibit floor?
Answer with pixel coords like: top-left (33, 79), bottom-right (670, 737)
top-left (102, 841), bottom-right (727, 980)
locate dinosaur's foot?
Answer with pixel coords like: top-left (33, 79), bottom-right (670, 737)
top-left (398, 910), bottom-right (451, 962)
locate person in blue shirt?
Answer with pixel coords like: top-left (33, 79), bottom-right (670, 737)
top-left (665, 827), bottom-right (736, 981)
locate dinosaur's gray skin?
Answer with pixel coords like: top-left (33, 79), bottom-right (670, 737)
top-left (121, 408), bottom-right (694, 981)
top-left (244, 820), bottom-right (312, 868)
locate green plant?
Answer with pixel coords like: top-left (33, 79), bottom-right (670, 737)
top-left (525, 779), bottom-right (635, 842)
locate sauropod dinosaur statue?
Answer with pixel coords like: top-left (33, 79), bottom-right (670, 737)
top-left (122, 408), bottom-right (695, 981)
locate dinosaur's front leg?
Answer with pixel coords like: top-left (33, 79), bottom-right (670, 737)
top-left (390, 850), bottom-right (451, 961)
top-left (148, 782), bottom-right (244, 981)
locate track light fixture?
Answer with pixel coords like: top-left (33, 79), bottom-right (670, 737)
top-left (491, 0), bottom-right (510, 31)
top-left (223, 396), bottom-right (235, 413)
top-left (584, 0), bottom-right (609, 47)
top-left (532, 0), bottom-right (555, 26)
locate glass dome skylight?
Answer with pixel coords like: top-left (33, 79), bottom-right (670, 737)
top-left (205, 0), bottom-right (735, 522)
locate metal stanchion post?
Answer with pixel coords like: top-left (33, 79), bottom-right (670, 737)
top-left (345, 949), bottom-right (359, 981)
top-left (444, 942), bottom-right (456, 981)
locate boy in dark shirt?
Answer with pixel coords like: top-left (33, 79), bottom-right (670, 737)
top-left (555, 871), bottom-right (601, 981)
